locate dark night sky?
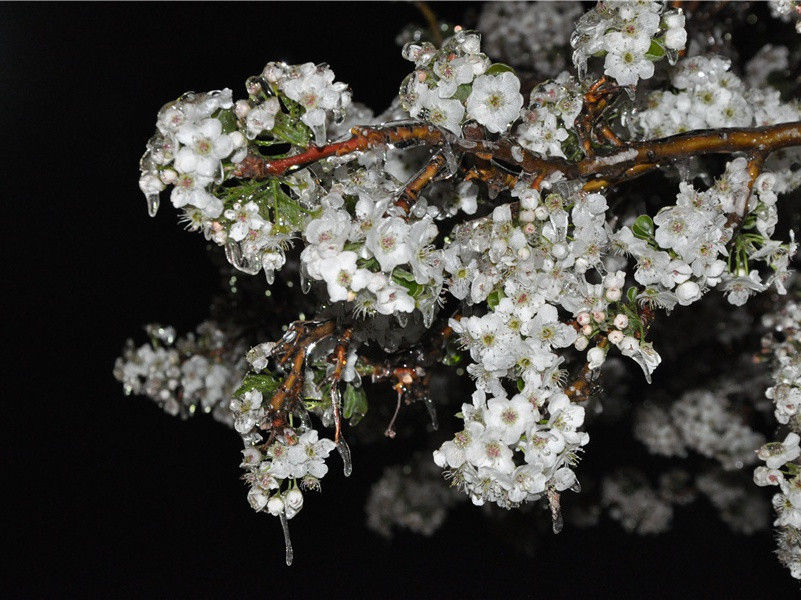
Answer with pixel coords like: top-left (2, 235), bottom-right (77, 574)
top-left (3, 2), bottom-right (798, 598)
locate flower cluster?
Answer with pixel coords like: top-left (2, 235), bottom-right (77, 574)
top-left (754, 291), bottom-right (801, 578)
top-left (517, 74), bottom-right (583, 159)
top-left (298, 187), bottom-right (445, 320)
top-left (635, 391), bottom-right (764, 470)
top-left (400, 30), bottom-right (523, 135)
top-left (571, 0), bottom-right (686, 86)
top-left (614, 157), bottom-right (796, 312)
top-left (122, 2), bottom-right (801, 577)
top-left (138, 89), bottom-right (247, 218)
top-left (366, 453), bottom-right (462, 538)
top-left (113, 322), bottom-right (244, 424)
top-left (768, 0), bottom-right (801, 33)
top-left (478, 1), bottom-right (583, 78)
top-left (601, 469), bottom-right (677, 534)
top-left (434, 387), bottom-right (587, 509)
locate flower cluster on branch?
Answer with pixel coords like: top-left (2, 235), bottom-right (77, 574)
top-left (120, 0), bottom-right (801, 579)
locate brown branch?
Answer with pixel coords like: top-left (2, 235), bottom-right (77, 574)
top-left (395, 150), bottom-right (449, 213)
top-left (234, 123), bottom-right (445, 179)
top-left (267, 320), bottom-right (336, 421)
top-left (235, 119), bottom-right (801, 211)
top-left (415, 1), bottom-right (443, 47)
top-left (327, 328), bottom-right (353, 443)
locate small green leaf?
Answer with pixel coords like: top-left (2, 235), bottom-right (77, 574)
top-left (392, 270), bottom-right (423, 297)
top-left (451, 83), bottom-right (472, 102)
top-left (217, 109), bottom-right (238, 134)
top-left (343, 384), bottom-right (368, 425)
top-left (626, 286), bottom-right (639, 305)
top-left (271, 180), bottom-right (308, 231)
top-left (272, 111), bottom-right (312, 148)
top-left (517, 378), bottom-right (525, 392)
top-left (644, 39), bottom-right (666, 61)
top-left (486, 63), bottom-right (515, 76)
top-left (443, 351), bottom-right (462, 367)
top-left (632, 215), bottom-right (655, 240)
top-left (235, 373), bottom-right (280, 397)
top-left (487, 288), bottom-right (505, 310)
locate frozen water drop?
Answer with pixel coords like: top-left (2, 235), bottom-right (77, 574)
top-left (146, 193), bottom-right (160, 217)
top-left (299, 263), bottom-right (312, 294)
top-left (570, 479), bottom-right (582, 494)
top-left (396, 313), bottom-right (408, 328)
top-left (312, 123), bottom-right (327, 146)
top-left (422, 396), bottom-right (438, 430)
top-left (336, 439), bottom-right (353, 477)
top-left (225, 241), bottom-right (261, 275)
top-left (279, 511), bottom-right (293, 566)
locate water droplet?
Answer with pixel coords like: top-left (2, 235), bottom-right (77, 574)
top-left (299, 263), bottom-right (312, 294)
top-left (422, 396), bottom-right (438, 430)
top-left (279, 511), bottom-right (293, 566)
top-left (225, 241), bottom-right (261, 275)
top-left (570, 479), bottom-right (582, 494)
top-left (336, 439), bottom-right (353, 477)
top-left (396, 313), bottom-right (408, 328)
top-left (422, 305), bottom-right (436, 329)
top-left (146, 193), bottom-right (160, 217)
top-left (312, 123), bottom-right (327, 146)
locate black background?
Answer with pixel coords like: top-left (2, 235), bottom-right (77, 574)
top-left (4, 2), bottom-right (798, 598)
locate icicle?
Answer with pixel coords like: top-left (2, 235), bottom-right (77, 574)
top-left (225, 241), bottom-right (261, 275)
top-left (421, 396), bottom-right (438, 430)
top-left (146, 193), bottom-right (160, 217)
top-left (299, 263), bottom-right (312, 294)
top-left (312, 123), bottom-right (327, 146)
top-left (279, 511), bottom-right (294, 566)
top-left (570, 479), bottom-right (582, 494)
top-left (441, 144), bottom-right (458, 177)
top-left (297, 408), bottom-right (312, 431)
top-left (548, 489), bottom-right (563, 534)
top-left (421, 301), bottom-right (438, 328)
top-left (336, 438), bottom-right (353, 477)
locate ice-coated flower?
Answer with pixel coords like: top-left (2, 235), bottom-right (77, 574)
top-left (286, 429), bottom-right (337, 478)
top-left (174, 117), bottom-right (235, 178)
top-left (603, 33), bottom-right (654, 87)
top-left (281, 63), bottom-right (348, 128)
top-left (245, 97), bottom-right (280, 139)
top-left (587, 347), bottom-right (606, 370)
top-left (366, 216), bottom-right (411, 273)
top-left (420, 87), bottom-right (465, 135)
top-left (318, 251), bottom-right (360, 303)
top-left (758, 433), bottom-right (801, 470)
top-left (466, 72), bottom-right (524, 133)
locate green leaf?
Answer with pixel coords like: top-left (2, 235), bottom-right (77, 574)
top-left (343, 384), bottom-right (368, 426)
top-left (626, 286), bottom-right (639, 305)
top-left (451, 83), bottom-right (472, 102)
top-left (392, 270), bottom-right (423, 297)
top-left (443, 351), bottom-right (462, 367)
top-left (234, 373), bottom-right (280, 397)
top-left (517, 378), bottom-right (525, 392)
top-left (632, 215), bottom-right (655, 240)
top-left (217, 109), bottom-right (238, 134)
top-left (487, 288), bottom-right (505, 310)
top-left (486, 63), bottom-right (515, 76)
top-left (272, 111), bottom-right (312, 147)
top-left (271, 180), bottom-right (308, 231)
top-left (644, 39), bottom-right (666, 61)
